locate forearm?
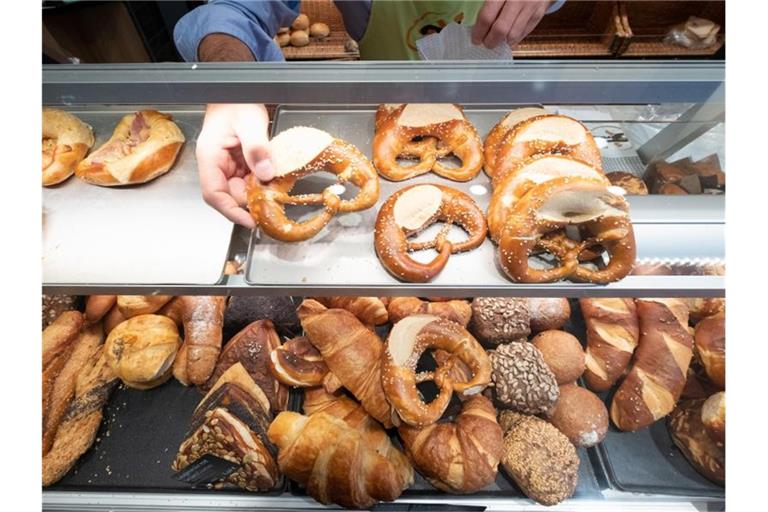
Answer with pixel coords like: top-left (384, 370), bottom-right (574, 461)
top-left (198, 33), bottom-right (255, 62)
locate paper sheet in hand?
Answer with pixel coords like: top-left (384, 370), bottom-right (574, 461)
top-left (416, 23), bottom-right (514, 60)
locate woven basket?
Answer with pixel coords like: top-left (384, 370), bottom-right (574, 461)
top-left (280, 0), bottom-right (359, 61)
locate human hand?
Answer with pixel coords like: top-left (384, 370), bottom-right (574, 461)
top-left (472, 0), bottom-right (551, 49)
top-left (196, 103), bottom-right (274, 228)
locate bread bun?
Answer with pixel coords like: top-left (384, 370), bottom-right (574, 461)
top-left (310, 22), bottom-right (330, 38)
top-left (105, 314), bottom-right (180, 389)
top-left (499, 411), bottom-right (579, 506)
top-left (688, 297), bottom-right (725, 324)
top-left (290, 30), bottom-right (310, 47)
top-left (606, 171), bottom-right (648, 195)
top-left (488, 342), bottom-right (559, 414)
top-left (277, 27), bottom-right (290, 35)
top-left (546, 384), bottom-right (608, 447)
top-left (276, 32), bottom-right (290, 47)
top-left (528, 298), bottom-right (570, 332)
top-left (531, 330), bottom-right (585, 385)
top-left (701, 391), bottom-right (725, 443)
top-left (469, 297), bottom-right (530, 347)
top-left (694, 311), bottom-right (725, 389)
top-left (291, 13), bottom-right (309, 31)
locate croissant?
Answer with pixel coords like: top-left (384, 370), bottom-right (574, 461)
top-left (387, 297), bottom-right (472, 327)
top-left (268, 411), bottom-right (411, 508)
top-left (313, 297), bottom-right (389, 326)
top-left (398, 395), bottom-right (503, 494)
top-left (297, 299), bottom-right (396, 428)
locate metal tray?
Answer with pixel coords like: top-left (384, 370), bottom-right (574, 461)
top-left (42, 106), bottom-right (233, 285)
top-left (245, 106), bottom-right (725, 296)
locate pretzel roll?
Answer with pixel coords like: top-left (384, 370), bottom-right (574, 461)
top-left (487, 155), bottom-right (607, 242)
top-left (484, 107), bottom-right (548, 179)
top-left (247, 127), bottom-right (379, 242)
top-left (498, 177), bottom-right (636, 284)
top-left (694, 311), bottom-right (725, 390)
top-left (42, 108), bottom-right (94, 186)
top-left (701, 391), bottom-right (725, 444)
top-left (76, 110), bottom-right (184, 186)
top-left (374, 184), bottom-right (487, 283)
top-left (373, 104), bottom-right (483, 182)
top-left (268, 336), bottom-right (329, 387)
top-left (494, 114), bottom-right (602, 179)
top-left (387, 297), bottom-right (472, 327)
top-left (382, 315), bottom-right (491, 427)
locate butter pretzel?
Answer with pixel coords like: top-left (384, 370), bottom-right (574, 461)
top-left (374, 184), bottom-right (487, 283)
top-left (498, 177), bottom-right (636, 283)
top-left (382, 315), bottom-right (491, 427)
top-left (483, 107), bottom-right (547, 179)
top-left (491, 114), bottom-right (603, 181)
top-left (373, 104), bottom-right (483, 182)
top-left (247, 127), bottom-right (380, 242)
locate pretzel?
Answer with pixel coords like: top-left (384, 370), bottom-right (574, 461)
top-left (487, 154), bottom-right (607, 242)
top-left (492, 114), bottom-right (603, 181)
top-left (498, 177), bottom-right (636, 283)
top-left (268, 336), bottom-right (329, 387)
top-left (374, 184), bottom-right (487, 283)
top-left (382, 315), bottom-right (491, 427)
top-left (483, 107), bottom-right (548, 179)
top-left (42, 108), bottom-right (94, 186)
top-left (247, 127), bottom-right (380, 242)
top-left (373, 104), bottom-right (483, 182)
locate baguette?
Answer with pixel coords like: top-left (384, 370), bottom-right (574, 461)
top-left (610, 299), bottom-right (693, 431)
top-left (579, 298), bottom-right (639, 392)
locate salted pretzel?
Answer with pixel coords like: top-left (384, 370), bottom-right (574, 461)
top-left (491, 114), bottom-right (603, 181)
top-left (374, 184), bottom-right (487, 283)
top-left (498, 176), bottom-right (636, 284)
top-left (373, 104), bottom-right (483, 182)
top-left (247, 126), bottom-right (380, 242)
top-left (42, 108), bottom-right (94, 186)
top-left (483, 107), bottom-right (547, 179)
top-left (487, 154), bottom-right (607, 242)
top-left (381, 315), bottom-right (491, 427)
top-left (268, 336), bottom-right (329, 387)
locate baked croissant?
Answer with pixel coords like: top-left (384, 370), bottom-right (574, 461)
top-left (387, 297), bottom-right (472, 327)
top-left (268, 411), bottom-right (411, 508)
top-left (313, 297), bottom-right (389, 326)
top-left (398, 395), bottom-right (503, 494)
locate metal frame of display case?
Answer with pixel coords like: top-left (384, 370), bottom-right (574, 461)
top-left (42, 61), bottom-right (726, 511)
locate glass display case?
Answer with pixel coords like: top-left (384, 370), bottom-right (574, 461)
top-left (42, 60), bottom-right (725, 511)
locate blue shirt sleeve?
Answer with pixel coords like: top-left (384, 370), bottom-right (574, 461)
top-left (546, 0), bottom-right (566, 15)
top-left (174, 0), bottom-right (300, 62)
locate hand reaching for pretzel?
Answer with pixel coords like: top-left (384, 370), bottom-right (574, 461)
top-left (196, 104), bottom-right (275, 228)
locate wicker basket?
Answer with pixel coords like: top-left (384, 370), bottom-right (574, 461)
top-left (280, 0), bottom-right (359, 61)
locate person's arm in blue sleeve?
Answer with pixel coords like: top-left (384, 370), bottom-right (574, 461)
top-left (174, 0), bottom-right (300, 62)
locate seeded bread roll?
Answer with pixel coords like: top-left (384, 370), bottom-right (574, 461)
top-left (469, 297), bottom-right (530, 347)
top-left (528, 298), bottom-right (570, 332)
top-left (546, 384), bottom-right (608, 447)
top-left (499, 411), bottom-right (579, 506)
top-left (488, 342), bottom-right (559, 414)
top-left (531, 330), bottom-right (585, 385)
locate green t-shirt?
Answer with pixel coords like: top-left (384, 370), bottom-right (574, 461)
top-left (358, 0), bottom-right (485, 60)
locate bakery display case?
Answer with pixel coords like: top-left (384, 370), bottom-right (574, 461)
top-left (42, 60), bottom-right (725, 511)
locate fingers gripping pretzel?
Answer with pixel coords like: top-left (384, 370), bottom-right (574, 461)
top-left (373, 104), bottom-right (484, 182)
top-left (247, 127), bottom-right (380, 242)
top-left (499, 177), bottom-right (636, 284)
top-left (382, 315), bottom-right (491, 427)
top-left (374, 184), bottom-right (487, 283)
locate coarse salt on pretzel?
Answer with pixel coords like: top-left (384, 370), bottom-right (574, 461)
top-left (247, 126), bottom-right (380, 242)
top-left (374, 184), bottom-right (487, 283)
top-left (484, 107), bottom-right (548, 179)
top-left (498, 176), bottom-right (636, 284)
top-left (373, 104), bottom-right (483, 182)
top-left (42, 108), bottom-right (94, 186)
top-left (381, 315), bottom-right (491, 427)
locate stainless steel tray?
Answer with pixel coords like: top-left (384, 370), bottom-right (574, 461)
top-left (42, 107), bottom-right (233, 285)
top-left (245, 106), bottom-right (724, 296)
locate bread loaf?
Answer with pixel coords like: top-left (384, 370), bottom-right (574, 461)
top-left (610, 299), bottom-right (693, 431)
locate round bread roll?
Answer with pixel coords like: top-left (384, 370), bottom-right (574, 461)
top-left (531, 330), bottom-right (585, 385)
top-left (500, 411), bottom-right (579, 506)
top-left (310, 22), bottom-right (330, 38)
top-left (276, 32), bottom-right (291, 47)
top-left (546, 384), bottom-right (608, 447)
top-left (701, 391), bottom-right (725, 443)
top-left (488, 342), bottom-right (559, 415)
top-left (469, 297), bottom-right (530, 347)
top-left (277, 26), bottom-right (290, 35)
top-left (606, 171), bottom-right (649, 195)
top-left (105, 314), bottom-right (180, 389)
top-left (290, 30), bottom-right (310, 47)
top-left (291, 13), bottom-right (310, 31)
top-left (528, 298), bottom-right (570, 332)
